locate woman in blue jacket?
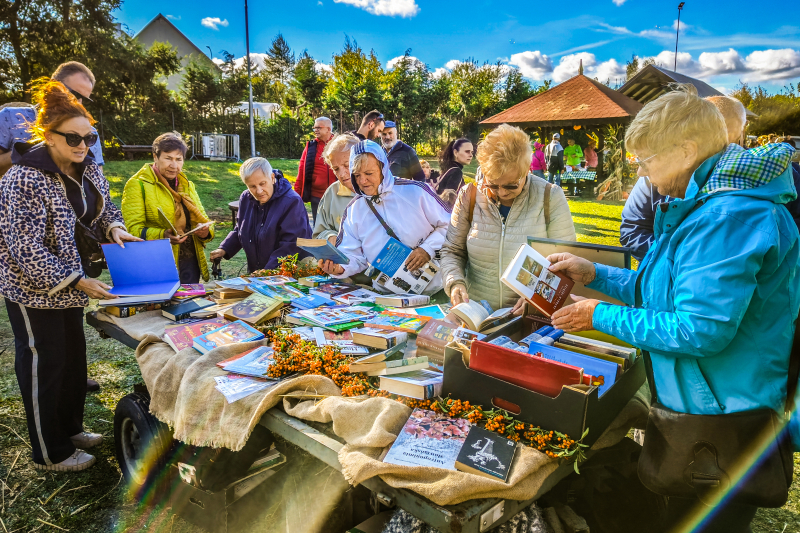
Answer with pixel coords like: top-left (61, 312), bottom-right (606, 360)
top-left (549, 86), bottom-right (799, 532)
top-left (210, 158), bottom-right (311, 272)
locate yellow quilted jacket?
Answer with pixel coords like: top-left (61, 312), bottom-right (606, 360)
top-left (121, 164), bottom-right (215, 281)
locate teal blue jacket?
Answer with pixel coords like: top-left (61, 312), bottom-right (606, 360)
top-left (588, 143), bottom-right (799, 416)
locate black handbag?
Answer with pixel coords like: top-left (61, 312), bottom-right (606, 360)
top-left (637, 322), bottom-right (800, 508)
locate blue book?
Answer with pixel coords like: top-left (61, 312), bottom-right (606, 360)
top-left (292, 294), bottom-right (335, 310)
top-left (193, 321), bottom-right (265, 354)
top-left (372, 238), bottom-right (412, 276)
top-left (248, 281), bottom-right (304, 303)
top-left (532, 344), bottom-right (621, 397)
top-left (412, 305), bottom-right (446, 320)
top-left (100, 240), bottom-right (180, 306)
top-left (222, 346), bottom-right (275, 378)
top-left (296, 238), bottom-right (350, 264)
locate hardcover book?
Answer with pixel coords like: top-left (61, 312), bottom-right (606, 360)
top-left (162, 298), bottom-right (215, 321)
top-left (350, 327), bottom-right (408, 350)
top-left (333, 288), bottom-right (381, 305)
top-left (382, 409), bottom-right (471, 470)
top-left (99, 239), bottom-right (180, 305)
top-left (190, 301), bottom-right (238, 318)
top-left (348, 342), bottom-right (408, 370)
top-left (364, 311), bottom-right (431, 334)
top-left (163, 318), bottom-right (229, 352)
top-left (379, 369), bottom-right (443, 399)
top-left (364, 355), bottom-right (428, 376)
top-left (500, 244), bottom-right (575, 317)
top-left (296, 238), bottom-right (350, 264)
top-left (248, 281), bottom-right (304, 303)
top-left (291, 294), bottom-right (335, 310)
top-left (313, 328), bottom-right (369, 355)
top-left (193, 321), bottom-right (265, 354)
top-left (103, 302), bottom-right (164, 318)
top-left (454, 426), bottom-right (517, 481)
top-left (373, 294), bottom-right (431, 308)
top-left (532, 344), bottom-right (622, 396)
top-left (298, 306), bottom-right (378, 327)
top-left (372, 238), bottom-right (438, 295)
top-left (416, 319), bottom-right (458, 360)
top-left (223, 293), bottom-right (283, 325)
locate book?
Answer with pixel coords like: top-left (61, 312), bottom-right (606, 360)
top-left (190, 302), bottom-right (238, 318)
top-left (161, 298), bottom-right (215, 321)
top-left (103, 302), bottom-right (164, 318)
top-left (193, 321), bottom-right (265, 354)
top-left (531, 344), bottom-right (622, 396)
top-left (296, 237), bottom-right (350, 264)
top-left (408, 304), bottom-right (446, 320)
top-left (553, 342), bottom-right (630, 370)
top-left (157, 207), bottom-right (214, 238)
top-left (216, 277), bottom-right (252, 289)
top-left (299, 275), bottom-right (332, 287)
top-left (214, 287), bottom-right (252, 300)
top-left (382, 409), bottom-right (470, 469)
top-left (309, 282), bottom-right (359, 299)
top-left (500, 244), bottom-right (575, 317)
top-left (351, 327), bottom-right (408, 350)
top-left (364, 311), bottom-right (431, 334)
top-left (372, 238), bottom-right (439, 295)
top-left (450, 301), bottom-right (514, 333)
top-left (216, 348), bottom-right (253, 368)
top-left (379, 369), bottom-right (443, 399)
top-left (298, 306), bottom-right (378, 327)
top-left (250, 275), bottom-right (297, 285)
top-left (291, 326), bottom-right (316, 341)
top-left (454, 426), bottom-right (518, 482)
top-left (163, 317), bottom-right (229, 352)
top-left (373, 294), bottom-right (431, 307)
top-left (285, 312), bottom-right (363, 332)
top-left (223, 293), bottom-right (284, 326)
top-left (173, 284), bottom-right (208, 299)
top-left (313, 328), bottom-right (369, 355)
top-left (99, 240), bottom-right (180, 305)
top-left (365, 355), bottom-right (428, 376)
top-left (333, 288), bottom-right (381, 305)
top-left (248, 281), bottom-right (304, 303)
top-left (291, 294), bottom-right (335, 310)
top-left (214, 375), bottom-right (271, 403)
top-left (415, 319), bottom-right (458, 364)
top-left (559, 334), bottom-right (637, 363)
top-left (347, 342), bottom-right (407, 368)
top-left (222, 346), bottom-right (276, 378)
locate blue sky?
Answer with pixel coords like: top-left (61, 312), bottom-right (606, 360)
top-left (116, 0), bottom-right (800, 93)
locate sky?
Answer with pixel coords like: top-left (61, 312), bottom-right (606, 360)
top-left (115, 0), bottom-right (800, 94)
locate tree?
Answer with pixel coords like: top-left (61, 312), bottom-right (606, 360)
top-left (324, 37), bottom-right (384, 124)
top-left (443, 59), bottom-right (504, 138)
top-left (625, 54), bottom-right (655, 81)
top-left (381, 50), bottom-right (430, 139)
top-left (263, 33), bottom-right (295, 104)
top-left (291, 51), bottom-right (327, 115)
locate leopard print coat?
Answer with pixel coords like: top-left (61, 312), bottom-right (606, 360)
top-left (0, 161), bottom-right (124, 309)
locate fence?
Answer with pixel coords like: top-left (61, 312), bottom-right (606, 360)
top-left (189, 133), bottom-right (241, 162)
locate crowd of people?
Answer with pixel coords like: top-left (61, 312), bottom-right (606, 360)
top-left (0, 59), bottom-right (799, 533)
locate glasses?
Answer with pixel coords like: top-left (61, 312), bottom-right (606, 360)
top-left (312, 126), bottom-right (329, 130)
top-left (484, 175), bottom-right (525, 191)
top-left (635, 153), bottom-right (658, 172)
top-left (64, 85), bottom-right (92, 103)
top-left (51, 130), bottom-right (98, 148)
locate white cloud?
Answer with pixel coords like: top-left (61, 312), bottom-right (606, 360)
top-left (387, 55), bottom-right (425, 71)
top-left (315, 61), bottom-right (333, 74)
top-left (445, 59), bottom-right (464, 70)
top-left (332, 0), bottom-right (419, 17)
top-left (594, 58), bottom-right (626, 83)
top-left (214, 53), bottom-right (268, 72)
top-left (698, 48), bottom-right (746, 75)
top-left (553, 52), bottom-right (595, 82)
top-left (743, 48), bottom-right (800, 81)
top-left (166, 14), bottom-right (181, 20)
top-left (201, 17), bottom-right (228, 30)
top-left (431, 67), bottom-right (449, 78)
top-left (509, 51), bottom-right (553, 80)
top-left (612, 0), bottom-right (626, 5)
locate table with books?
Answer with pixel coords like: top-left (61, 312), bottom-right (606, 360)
top-left (87, 240), bottom-right (648, 533)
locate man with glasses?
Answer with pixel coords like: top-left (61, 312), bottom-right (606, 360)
top-left (294, 116), bottom-right (336, 223)
top-left (348, 110), bottom-right (385, 141)
top-left (0, 62), bottom-right (104, 177)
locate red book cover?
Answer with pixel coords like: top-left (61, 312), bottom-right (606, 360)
top-left (174, 284), bottom-right (208, 298)
top-left (164, 318), bottom-right (229, 351)
top-left (468, 340), bottom-right (584, 398)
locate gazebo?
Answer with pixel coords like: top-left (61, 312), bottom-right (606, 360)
top-left (481, 72), bottom-right (644, 183)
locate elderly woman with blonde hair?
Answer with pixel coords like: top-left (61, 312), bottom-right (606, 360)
top-left (440, 124), bottom-right (576, 312)
top-left (313, 133), bottom-right (361, 244)
top-left (210, 158), bottom-right (311, 272)
top-left (550, 85), bottom-right (799, 532)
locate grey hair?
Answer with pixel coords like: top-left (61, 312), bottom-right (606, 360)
top-left (315, 116), bottom-right (333, 128)
top-left (322, 133), bottom-right (360, 167)
top-left (239, 157), bottom-right (274, 181)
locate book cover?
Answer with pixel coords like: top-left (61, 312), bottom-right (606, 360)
top-left (313, 327), bottom-right (368, 354)
top-left (249, 281), bottom-right (304, 303)
top-left (351, 327), bottom-right (407, 349)
top-left (100, 240), bottom-right (180, 305)
top-left (222, 346), bottom-right (275, 377)
top-left (309, 282), bottom-right (359, 298)
top-left (299, 306), bottom-right (378, 327)
top-left (163, 317), bottom-right (229, 352)
top-left (365, 356), bottom-right (428, 376)
top-left (174, 284), bottom-right (207, 298)
top-left (365, 311), bottom-right (431, 334)
top-left (296, 238), bottom-right (350, 264)
top-left (216, 277), bottom-right (252, 289)
top-left (500, 244), bottom-right (575, 317)
top-left (410, 305), bottom-right (446, 320)
top-left (416, 319), bottom-right (458, 355)
top-left (333, 288), bottom-right (381, 305)
top-left (372, 238), bottom-right (439, 295)
top-left (374, 294), bottom-right (431, 308)
top-left (193, 321), bottom-right (265, 354)
top-left (532, 344), bottom-right (621, 396)
top-left (292, 294), bottom-right (335, 310)
top-left (251, 275), bottom-right (297, 285)
top-left (299, 275), bottom-right (332, 287)
top-left (223, 293), bottom-right (283, 325)
top-left (190, 301), bottom-right (237, 318)
top-left (162, 298), bottom-right (215, 321)
top-left (348, 342), bottom-right (407, 368)
top-left (216, 348), bottom-right (255, 368)
top-left (454, 426), bottom-right (517, 482)
top-left (214, 375), bottom-right (271, 403)
top-left (379, 369), bottom-right (443, 399)
top-left (382, 409), bottom-right (470, 470)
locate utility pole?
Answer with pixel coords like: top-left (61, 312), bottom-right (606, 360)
top-left (674, 2), bottom-right (685, 72)
top-left (244, 0), bottom-right (256, 157)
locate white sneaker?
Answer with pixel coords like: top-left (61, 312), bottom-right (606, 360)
top-left (33, 450), bottom-right (96, 472)
top-left (70, 432), bottom-right (103, 449)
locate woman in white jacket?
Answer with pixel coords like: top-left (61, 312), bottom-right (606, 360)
top-left (318, 140), bottom-right (451, 295)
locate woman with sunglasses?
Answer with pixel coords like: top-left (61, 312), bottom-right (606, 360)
top-left (440, 124), bottom-right (576, 312)
top-left (0, 79), bottom-right (140, 472)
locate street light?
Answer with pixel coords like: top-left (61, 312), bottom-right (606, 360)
top-left (244, 0), bottom-right (256, 157)
top-left (206, 46), bottom-right (213, 60)
top-left (674, 2), bottom-right (685, 72)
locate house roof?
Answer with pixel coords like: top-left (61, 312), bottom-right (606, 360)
top-left (134, 13), bottom-right (220, 71)
top-left (481, 74), bottom-right (643, 128)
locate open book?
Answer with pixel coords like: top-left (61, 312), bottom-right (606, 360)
top-left (157, 207), bottom-right (213, 238)
top-left (450, 301), bottom-right (514, 333)
top-left (296, 238), bottom-right (350, 264)
top-left (501, 244), bottom-right (575, 316)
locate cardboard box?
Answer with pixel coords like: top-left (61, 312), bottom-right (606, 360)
top-left (441, 318), bottom-right (644, 447)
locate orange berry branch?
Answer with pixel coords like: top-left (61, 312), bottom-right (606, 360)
top-left (250, 253), bottom-right (323, 280)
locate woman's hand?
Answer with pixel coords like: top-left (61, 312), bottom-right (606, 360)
top-left (511, 297), bottom-right (526, 316)
top-left (76, 277), bottom-right (116, 300)
top-left (193, 223), bottom-right (211, 239)
top-left (209, 249), bottom-right (226, 261)
top-left (327, 236), bottom-right (337, 246)
top-left (405, 248), bottom-right (431, 272)
top-left (551, 295), bottom-right (600, 332)
top-left (110, 227), bottom-right (143, 248)
top-left (546, 252), bottom-right (596, 285)
top-left (164, 228), bottom-right (188, 245)
top-left (319, 259), bottom-right (345, 276)
top-left (450, 283), bottom-right (469, 306)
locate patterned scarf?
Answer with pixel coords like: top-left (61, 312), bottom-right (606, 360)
top-left (699, 143), bottom-right (793, 195)
top-left (151, 164), bottom-right (209, 234)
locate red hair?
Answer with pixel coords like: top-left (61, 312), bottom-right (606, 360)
top-left (27, 77), bottom-right (94, 143)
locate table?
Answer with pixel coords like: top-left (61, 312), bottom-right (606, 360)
top-left (85, 312), bottom-right (578, 533)
top-left (228, 200), bottom-right (239, 226)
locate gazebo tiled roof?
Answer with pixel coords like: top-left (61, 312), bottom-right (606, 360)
top-left (481, 74), bottom-right (643, 128)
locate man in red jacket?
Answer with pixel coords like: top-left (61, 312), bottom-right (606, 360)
top-left (294, 117), bottom-right (337, 222)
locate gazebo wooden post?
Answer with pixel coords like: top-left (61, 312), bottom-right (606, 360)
top-left (596, 128), bottom-right (605, 181)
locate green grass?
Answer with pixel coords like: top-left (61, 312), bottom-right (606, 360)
top-left (0, 161), bottom-right (798, 532)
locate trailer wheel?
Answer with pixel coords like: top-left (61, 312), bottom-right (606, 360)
top-left (114, 392), bottom-right (173, 502)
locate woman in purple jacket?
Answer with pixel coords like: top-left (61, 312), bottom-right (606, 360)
top-left (210, 157), bottom-right (311, 272)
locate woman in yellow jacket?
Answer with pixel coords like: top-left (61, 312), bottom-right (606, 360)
top-left (121, 132), bottom-right (215, 283)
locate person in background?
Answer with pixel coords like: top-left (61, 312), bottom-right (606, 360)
top-left (420, 159), bottom-right (439, 184)
top-left (430, 138), bottom-right (473, 196)
top-left (441, 124), bottom-right (576, 312)
top-left (529, 140), bottom-right (546, 179)
top-left (0, 62), bottom-right (104, 177)
top-left (294, 116), bottom-right (336, 223)
top-left (210, 158), bottom-right (311, 272)
top-left (584, 139), bottom-right (598, 169)
top-left (348, 110), bottom-right (385, 141)
top-left (545, 133), bottom-right (564, 186)
top-left (121, 132), bottom-right (214, 283)
top-left (313, 133), bottom-right (360, 244)
top-left (550, 85), bottom-right (798, 532)
top-left (564, 138), bottom-right (583, 171)
top-left (0, 80), bottom-right (140, 472)
top-left (381, 120), bottom-right (425, 181)
top-left (318, 141), bottom-right (451, 296)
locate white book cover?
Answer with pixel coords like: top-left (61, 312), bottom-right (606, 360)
top-left (333, 288), bottom-right (381, 305)
top-left (383, 409), bottom-right (471, 470)
top-left (214, 375), bottom-right (271, 403)
top-left (500, 244), bottom-right (574, 316)
top-left (313, 327), bottom-right (369, 354)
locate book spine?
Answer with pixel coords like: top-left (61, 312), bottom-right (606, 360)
top-left (415, 336), bottom-right (444, 354)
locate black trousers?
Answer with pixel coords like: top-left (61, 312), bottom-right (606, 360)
top-left (664, 496), bottom-right (757, 533)
top-left (310, 196), bottom-right (322, 225)
top-left (5, 299), bottom-right (86, 465)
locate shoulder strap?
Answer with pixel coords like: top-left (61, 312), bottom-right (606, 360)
top-left (785, 321), bottom-right (800, 414)
top-left (466, 182), bottom-right (477, 227)
top-left (365, 198), bottom-right (400, 241)
top-left (543, 182), bottom-right (553, 227)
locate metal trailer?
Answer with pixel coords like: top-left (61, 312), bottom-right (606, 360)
top-left (85, 312), bottom-right (582, 533)
top-left (189, 133), bottom-right (241, 162)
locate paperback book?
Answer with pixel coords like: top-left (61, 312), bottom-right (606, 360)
top-left (214, 375), bottom-right (271, 403)
top-left (347, 342), bottom-right (407, 369)
top-left (309, 282), bottom-right (359, 299)
top-left (163, 318), bottom-right (229, 352)
top-left (313, 328), bottom-right (369, 355)
top-left (372, 238), bottom-right (439, 295)
top-left (454, 426), bottom-right (517, 481)
top-left (532, 344), bottom-right (621, 396)
top-left (416, 319), bottom-right (459, 363)
top-left (291, 294), bottom-right (335, 310)
top-left (382, 409), bottom-right (471, 470)
top-left (252, 275), bottom-right (296, 285)
top-left (157, 207), bottom-right (214, 238)
top-left (450, 301), bottom-right (514, 333)
top-left (333, 288), bottom-right (381, 305)
top-left (248, 281), bottom-right (304, 303)
top-left (173, 284), bottom-right (208, 299)
top-left (364, 311), bottom-right (431, 334)
top-left (298, 306), bottom-right (378, 327)
top-left (500, 244), bottom-right (575, 316)
top-left (222, 346), bottom-right (276, 378)
top-left (193, 321), bottom-right (265, 354)
top-left (373, 294), bottom-right (431, 308)
top-left (296, 238), bottom-right (350, 264)
top-left (223, 293), bottom-right (283, 325)
top-left (103, 302), bottom-right (164, 318)
top-left (216, 278), bottom-right (251, 289)
top-left (299, 275), bottom-right (332, 287)
top-left (190, 301), bottom-right (238, 318)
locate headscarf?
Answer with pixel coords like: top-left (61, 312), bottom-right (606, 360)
top-left (349, 140), bottom-right (396, 202)
top-left (151, 164), bottom-right (209, 234)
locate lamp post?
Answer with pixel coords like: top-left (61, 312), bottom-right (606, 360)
top-left (674, 2), bottom-right (685, 72)
top-left (206, 46), bottom-right (213, 60)
top-left (244, 0), bottom-right (256, 157)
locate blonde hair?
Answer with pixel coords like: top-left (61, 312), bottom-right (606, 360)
top-left (477, 124), bottom-right (532, 181)
top-left (322, 133), bottom-right (360, 167)
top-left (351, 152), bottom-right (382, 176)
top-left (706, 96), bottom-right (747, 143)
top-left (420, 159), bottom-right (431, 170)
top-left (626, 84), bottom-right (727, 162)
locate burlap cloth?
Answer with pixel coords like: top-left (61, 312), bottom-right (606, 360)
top-left (97, 311), bottom-right (649, 506)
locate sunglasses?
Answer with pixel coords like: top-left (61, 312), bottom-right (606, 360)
top-left (65, 85), bottom-right (93, 103)
top-left (51, 130), bottom-right (98, 148)
top-left (484, 176), bottom-right (525, 191)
